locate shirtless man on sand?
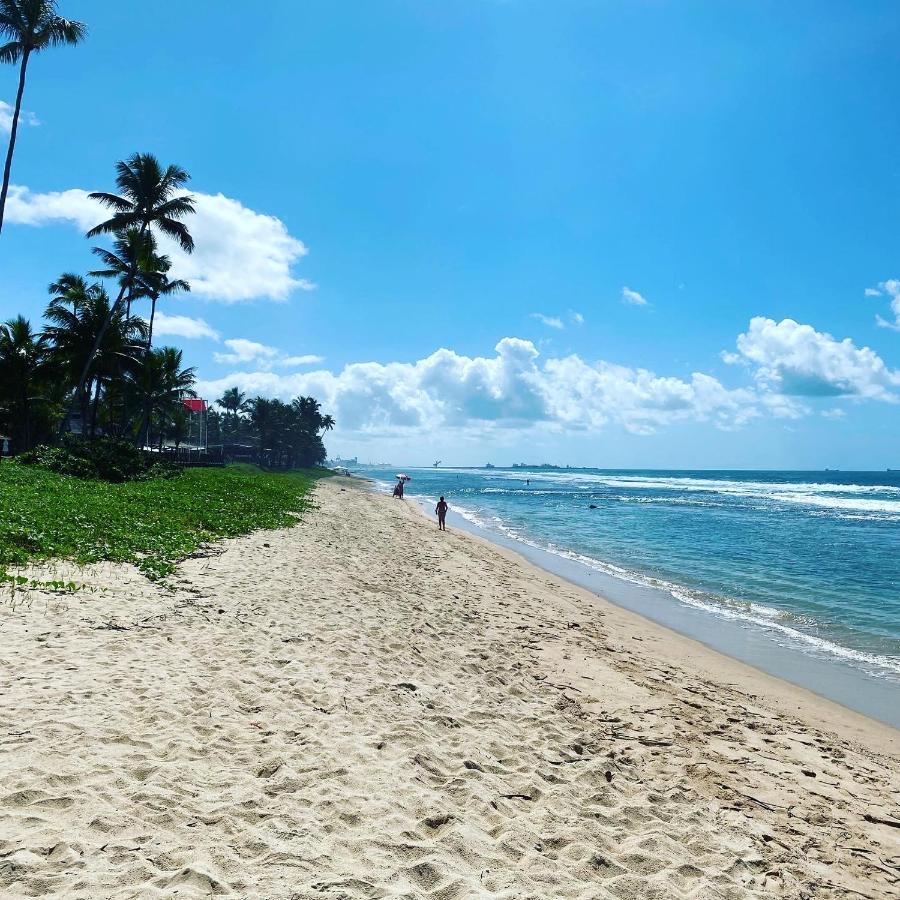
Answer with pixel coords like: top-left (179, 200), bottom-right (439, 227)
top-left (435, 496), bottom-right (449, 531)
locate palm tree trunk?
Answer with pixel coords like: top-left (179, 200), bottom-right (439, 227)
top-left (147, 296), bottom-right (157, 350)
top-left (89, 377), bottom-right (102, 437)
top-left (0, 50), bottom-right (31, 235)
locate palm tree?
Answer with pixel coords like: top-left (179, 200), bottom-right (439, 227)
top-left (0, 0), bottom-right (85, 233)
top-left (144, 258), bottom-right (190, 352)
top-left (89, 228), bottom-right (157, 318)
top-left (87, 153), bottom-right (195, 251)
top-left (48, 272), bottom-right (93, 312)
top-left (0, 314), bottom-right (50, 449)
top-left (75, 153), bottom-right (195, 405)
top-left (44, 283), bottom-right (147, 435)
top-left (88, 228), bottom-right (189, 343)
top-left (130, 346), bottom-right (195, 449)
top-left (217, 386), bottom-right (248, 441)
top-left (217, 387), bottom-right (247, 416)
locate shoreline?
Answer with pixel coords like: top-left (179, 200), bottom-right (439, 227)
top-left (1, 476), bottom-right (898, 897)
top-left (380, 479), bottom-right (900, 731)
top-left (398, 487), bottom-right (899, 753)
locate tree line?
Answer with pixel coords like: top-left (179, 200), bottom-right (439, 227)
top-left (0, 3), bottom-right (333, 469)
top-left (211, 389), bottom-right (335, 468)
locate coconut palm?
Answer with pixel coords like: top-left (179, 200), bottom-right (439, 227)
top-left (217, 387), bottom-right (247, 416)
top-left (87, 153), bottom-right (195, 251)
top-left (48, 272), bottom-right (93, 312)
top-left (88, 228), bottom-right (188, 335)
top-left (44, 283), bottom-right (147, 435)
top-left (144, 259), bottom-right (190, 352)
top-left (130, 346), bottom-right (195, 449)
top-left (89, 228), bottom-right (157, 318)
top-left (75, 153), bottom-right (195, 405)
top-left (0, 0), bottom-right (85, 233)
top-left (0, 314), bottom-right (50, 448)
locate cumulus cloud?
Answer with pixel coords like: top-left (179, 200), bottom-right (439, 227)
top-left (5, 185), bottom-right (98, 230)
top-left (213, 338), bottom-right (279, 365)
top-left (870, 279), bottom-right (900, 331)
top-left (530, 313), bottom-right (564, 330)
top-left (5, 184), bottom-right (313, 303)
top-left (622, 286), bottom-right (648, 307)
top-left (279, 354), bottom-right (325, 367)
top-left (569, 310), bottom-right (585, 325)
top-left (0, 100), bottom-right (39, 133)
top-left (197, 337), bottom-right (760, 436)
top-left (152, 312), bottom-right (220, 341)
top-left (213, 338), bottom-right (321, 370)
top-left (732, 317), bottom-right (900, 400)
top-left (196, 317), bottom-right (900, 437)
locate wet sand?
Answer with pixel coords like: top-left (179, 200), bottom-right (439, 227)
top-left (1, 476), bottom-right (898, 898)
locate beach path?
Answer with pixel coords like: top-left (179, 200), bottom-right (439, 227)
top-left (1, 478), bottom-right (898, 898)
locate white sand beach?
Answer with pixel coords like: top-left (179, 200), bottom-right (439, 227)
top-left (1, 476), bottom-right (898, 898)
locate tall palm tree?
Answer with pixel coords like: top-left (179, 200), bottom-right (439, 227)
top-left (0, 0), bottom-right (85, 233)
top-left (75, 153), bottom-right (195, 405)
top-left (144, 258), bottom-right (190, 352)
top-left (91, 233), bottom-right (189, 348)
top-left (0, 314), bottom-right (50, 449)
top-left (87, 153), bottom-right (195, 250)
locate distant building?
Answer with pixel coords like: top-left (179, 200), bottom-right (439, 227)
top-left (327, 455), bottom-right (358, 467)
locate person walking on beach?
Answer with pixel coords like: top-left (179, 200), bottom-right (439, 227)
top-left (436, 496), bottom-right (449, 530)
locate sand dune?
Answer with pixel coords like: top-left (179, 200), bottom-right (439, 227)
top-left (1, 477), bottom-right (898, 898)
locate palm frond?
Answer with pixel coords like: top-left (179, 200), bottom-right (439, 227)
top-left (39, 15), bottom-right (86, 47)
top-left (0, 39), bottom-right (23, 61)
top-left (87, 191), bottom-right (131, 211)
top-left (155, 217), bottom-right (194, 253)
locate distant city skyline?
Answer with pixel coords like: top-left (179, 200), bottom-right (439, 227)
top-left (3, 1), bottom-right (900, 468)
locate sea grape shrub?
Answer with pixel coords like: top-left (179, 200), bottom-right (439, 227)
top-left (18, 436), bottom-right (180, 483)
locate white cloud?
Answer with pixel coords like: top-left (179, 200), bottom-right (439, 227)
top-left (821, 408), bottom-right (846, 419)
top-left (213, 338), bottom-right (279, 365)
top-left (163, 192), bottom-right (313, 302)
top-left (871, 279), bottom-right (900, 331)
top-left (5, 185), bottom-right (97, 230)
top-left (530, 313), bottom-right (564, 330)
top-left (152, 312), bottom-right (220, 341)
top-left (196, 318), bottom-right (900, 437)
top-left (0, 100), bottom-right (39, 133)
top-left (278, 354), bottom-right (325, 367)
top-left (213, 338), bottom-right (321, 371)
top-left (733, 317), bottom-right (900, 400)
top-left (197, 336), bottom-right (759, 436)
top-left (569, 310), bottom-right (585, 325)
top-left (622, 286), bottom-right (649, 307)
top-left (5, 184), bottom-right (313, 303)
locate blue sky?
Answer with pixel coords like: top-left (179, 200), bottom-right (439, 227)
top-left (2, 0), bottom-right (900, 468)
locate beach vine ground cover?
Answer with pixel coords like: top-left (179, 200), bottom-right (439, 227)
top-left (0, 463), bottom-right (323, 581)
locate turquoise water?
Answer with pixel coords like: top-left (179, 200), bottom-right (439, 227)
top-left (356, 466), bottom-right (900, 688)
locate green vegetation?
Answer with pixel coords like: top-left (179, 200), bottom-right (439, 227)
top-left (0, 462), bottom-right (324, 581)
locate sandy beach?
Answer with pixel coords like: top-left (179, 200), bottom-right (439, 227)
top-left (1, 476), bottom-right (898, 899)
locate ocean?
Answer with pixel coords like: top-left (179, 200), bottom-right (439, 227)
top-left (355, 465), bottom-right (900, 724)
